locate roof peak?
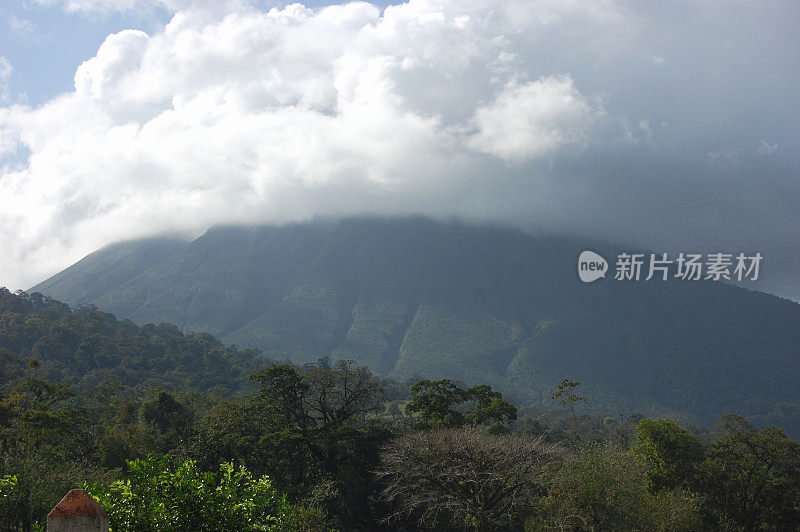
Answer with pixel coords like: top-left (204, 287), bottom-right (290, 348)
top-left (47, 489), bottom-right (109, 519)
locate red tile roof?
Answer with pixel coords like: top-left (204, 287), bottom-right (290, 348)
top-left (47, 489), bottom-right (109, 518)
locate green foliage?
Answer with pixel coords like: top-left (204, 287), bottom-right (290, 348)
top-left (405, 379), bottom-right (467, 428)
top-left (464, 384), bottom-right (518, 432)
top-left (87, 455), bottom-right (290, 531)
top-left (0, 288), bottom-right (267, 395)
top-left (1, 287), bottom-right (800, 530)
top-left (141, 390), bottom-right (192, 452)
top-left (0, 475), bottom-right (17, 520)
top-left (531, 445), bottom-right (702, 531)
top-left (633, 418), bottom-right (704, 492)
top-left (245, 360), bottom-right (389, 529)
top-left (698, 415), bottom-right (800, 530)
top-left (406, 379), bottom-right (517, 431)
top-left (0, 475), bottom-right (16, 500)
top-left (250, 364), bottom-right (308, 426)
top-left (552, 379), bottom-right (586, 412)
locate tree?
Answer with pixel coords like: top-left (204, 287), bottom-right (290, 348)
top-left (87, 455), bottom-right (293, 531)
top-left (406, 380), bottom-right (517, 431)
top-left (379, 428), bottom-right (560, 531)
top-left (249, 360), bottom-right (383, 432)
top-left (405, 379), bottom-right (466, 428)
top-left (532, 445), bottom-right (702, 532)
top-left (464, 384), bottom-right (517, 432)
top-left (250, 364), bottom-right (308, 422)
top-left (633, 418), bottom-right (705, 492)
top-left (248, 360), bottom-right (388, 529)
top-left (552, 379), bottom-right (586, 443)
top-left (302, 359), bottom-right (383, 432)
top-left (0, 475), bottom-right (19, 530)
top-left (0, 349), bottom-right (18, 389)
top-left (140, 390), bottom-right (192, 452)
top-left (552, 379), bottom-right (586, 421)
top-left (3, 377), bottom-right (73, 413)
top-left (699, 415), bottom-right (800, 530)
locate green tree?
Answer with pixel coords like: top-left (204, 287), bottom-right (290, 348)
top-left (140, 390), bottom-right (192, 453)
top-left (87, 455), bottom-right (292, 531)
top-left (406, 380), bottom-right (517, 431)
top-left (250, 364), bottom-right (308, 428)
top-left (464, 384), bottom-right (517, 432)
top-left (0, 475), bottom-right (19, 530)
top-left (302, 360), bottom-right (383, 432)
top-left (26, 359), bottom-right (40, 379)
top-left (633, 418), bottom-right (705, 492)
top-left (699, 415), bottom-right (800, 530)
top-left (247, 361), bottom-right (388, 529)
top-left (405, 379), bottom-right (467, 428)
top-left (532, 445), bottom-right (701, 531)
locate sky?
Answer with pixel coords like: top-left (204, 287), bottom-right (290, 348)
top-left (0, 0), bottom-right (799, 300)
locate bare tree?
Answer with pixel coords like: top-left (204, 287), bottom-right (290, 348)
top-left (378, 428), bottom-right (561, 531)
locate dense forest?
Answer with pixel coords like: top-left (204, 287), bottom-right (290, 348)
top-left (0, 287), bottom-right (799, 530)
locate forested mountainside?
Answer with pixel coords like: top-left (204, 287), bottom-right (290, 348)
top-left (31, 217), bottom-right (800, 434)
top-left (0, 288), bottom-right (266, 394)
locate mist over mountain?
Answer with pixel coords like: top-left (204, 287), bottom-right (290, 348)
top-left (3, 1), bottom-right (800, 302)
top-left (31, 217), bottom-right (800, 434)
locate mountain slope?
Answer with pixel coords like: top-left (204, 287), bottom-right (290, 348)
top-left (30, 217), bottom-right (800, 432)
top-left (0, 288), bottom-right (267, 394)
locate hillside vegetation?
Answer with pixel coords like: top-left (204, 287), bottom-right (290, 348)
top-left (0, 288), bottom-right (267, 395)
top-left (0, 288), bottom-right (798, 530)
top-left (30, 217), bottom-right (800, 434)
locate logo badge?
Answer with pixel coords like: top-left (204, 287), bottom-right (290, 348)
top-left (578, 250), bottom-right (608, 283)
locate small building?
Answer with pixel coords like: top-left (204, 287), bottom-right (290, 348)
top-left (46, 489), bottom-right (109, 532)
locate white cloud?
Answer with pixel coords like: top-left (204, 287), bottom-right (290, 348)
top-left (1, 0), bottom-right (799, 294)
top-left (0, 57), bottom-right (12, 104)
top-left (706, 146), bottom-right (739, 167)
top-left (0, 58), bottom-right (11, 81)
top-left (9, 16), bottom-right (39, 41)
top-left (3, 0), bottom-right (627, 289)
top-left (757, 139), bottom-right (777, 155)
top-left (467, 76), bottom-right (602, 163)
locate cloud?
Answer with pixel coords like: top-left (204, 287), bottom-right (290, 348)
top-left (757, 139), bottom-right (778, 155)
top-left (0, 57), bottom-right (12, 104)
top-left (1, 0), bottom-right (799, 301)
top-left (706, 146), bottom-right (738, 167)
top-left (8, 16), bottom-right (39, 41)
top-left (467, 76), bottom-right (603, 163)
top-left (0, 58), bottom-right (10, 81)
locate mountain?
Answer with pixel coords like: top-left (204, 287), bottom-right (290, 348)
top-left (30, 217), bottom-right (800, 433)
